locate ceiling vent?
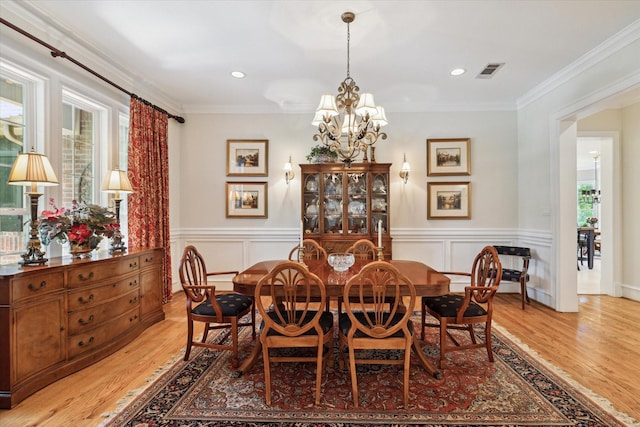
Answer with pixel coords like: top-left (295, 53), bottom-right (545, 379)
top-left (476, 63), bottom-right (505, 79)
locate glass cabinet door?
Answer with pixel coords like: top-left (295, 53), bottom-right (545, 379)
top-left (371, 172), bottom-right (388, 235)
top-left (322, 173), bottom-right (343, 234)
top-left (347, 172), bottom-right (368, 235)
top-left (303, 173), bottom-right (320, 234)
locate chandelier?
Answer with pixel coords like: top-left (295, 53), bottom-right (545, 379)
top-left (581, 154), bottom-right (601, 205)
top-left (312, 11), bottom-right (388, 165)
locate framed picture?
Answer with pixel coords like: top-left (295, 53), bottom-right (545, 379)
top-left (427, 138), bottom-right (471, 176)
top-left (226, 182), bottom-right (268, 218)
top-left (226, 139), bottom-right (268, 176)
top-left (427, 182), bottom-right (471, 219)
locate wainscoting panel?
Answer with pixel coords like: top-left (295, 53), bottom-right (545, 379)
top-left (172, 228), bottom-right (555, 302)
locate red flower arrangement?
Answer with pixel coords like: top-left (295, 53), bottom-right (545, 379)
top-left (39, 199), bottom-right (119, 248)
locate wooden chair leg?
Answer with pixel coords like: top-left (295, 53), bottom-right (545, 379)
top-left (403, 345), bottom-right (410, 408)
top-left (262, 340), bottom-right (272, 405)
top-left (521, 278), bottom-right (530, 310)
top-left (485, 321), bottom-right (494, 362)
top-left (420, 303), bottom-right (427, 341)
top-left (251, 304), bottom-right (256, 339)
top-left (184, 319), bottom-right (194, 361)
top-left (439, 320), bottom-right (447, 369)
top-left (202, 322), bottom-right (210, 343)
top-left (348, 347), bottom-right (359, 408)
top-left (231, 318), bottom-right (239, 369)
top-left (315, 342), bottom-right (323, 405)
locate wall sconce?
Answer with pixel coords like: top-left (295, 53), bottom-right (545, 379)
top-left (102, 169), bottom-right (134, 252)
top-left (399, 153), bottom-right (411, 184)
top-left (284, 155), bottom-right (295, 184)
top-left (7, 148), bottom-right (59, 264)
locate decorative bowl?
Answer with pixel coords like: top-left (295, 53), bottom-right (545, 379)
top-left (328, 252), bottom-right (355, 272)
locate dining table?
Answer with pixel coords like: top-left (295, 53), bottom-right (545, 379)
top-left (232, 258), bottom-right (451, 379)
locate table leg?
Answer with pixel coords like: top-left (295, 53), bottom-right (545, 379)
top-left (236, 340), bottom-right (262, 377)
top-left (411, 336), bottom-right (442, 379)
top-left (587, 231), bottom-right (594, 269)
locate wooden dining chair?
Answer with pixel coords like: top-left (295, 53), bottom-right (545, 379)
top-left (255, 261), bottom-right (334, 405)
top-left (289, 239), bottom-right (330, 311)
top-left (421, 246), bottom-right (502, 369)
top-left (288, 238), bottom-right (328, 262)
top-left (339, 261), bottom-right (416, 408)
top-left (340, 238), bottom-right (393, 314)
top-left (345, 238), bottom-right (377, 260)
top-left (178, 245), bottom-right (255, 368)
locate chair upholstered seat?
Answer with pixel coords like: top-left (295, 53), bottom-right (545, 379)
top-left (423, 294), bottom-right (487, 318)
top-left (193, 294), bottom-right (254, 317)
top-left (339, 312), bottom-right (413, 338)
top-left (262, 310), bottom-right (334, 336)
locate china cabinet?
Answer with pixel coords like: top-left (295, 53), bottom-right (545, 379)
top-left (301, 162), bottom-right (392, 259)
top-left (0, 248), bottom-right (164, 408)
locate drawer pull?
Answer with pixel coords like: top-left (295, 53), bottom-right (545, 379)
top-left (78, 294), bottom-right (94, 304)
top-left (78, 315), bottom-right (95, 325)
top-left (130, 280), bottom-right (138, 287)
top-left (78, 272), bottom-right (94, 281)
top-left (78, 337), bottom-right (94, 347)
top-left (28, 281), bottom-right (47, 291)
top-left (129, 262), bottom-right (138, 269)
top-left (145, 257), bottom-right (153, 263)
top-left (129, 314), bottom-right (138, 322)
top-left (130, 296), bottom-right (138, 304)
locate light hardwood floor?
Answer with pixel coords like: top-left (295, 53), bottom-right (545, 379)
top-left (1, 291), bottom-right (638, 426)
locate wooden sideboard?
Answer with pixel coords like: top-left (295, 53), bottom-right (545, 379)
top-left (0, 248), bottom-right (165, 408)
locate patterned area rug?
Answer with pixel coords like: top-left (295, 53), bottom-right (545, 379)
top-left (101, 315), bottom-right (634, 426)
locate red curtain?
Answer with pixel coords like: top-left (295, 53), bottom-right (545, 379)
top-left (127, 98), bottom-right (172, 303)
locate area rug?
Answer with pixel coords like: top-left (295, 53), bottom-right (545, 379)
top-left (101, 315), bottom-right (635, 426)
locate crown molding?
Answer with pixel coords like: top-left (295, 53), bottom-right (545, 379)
top-left (517, 19), bottom-right (640, 109)
top-left (2, 0), bottom-right (182, 115)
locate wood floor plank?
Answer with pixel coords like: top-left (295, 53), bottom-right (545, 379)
top-left (0, 292), bottom-right (638, 426)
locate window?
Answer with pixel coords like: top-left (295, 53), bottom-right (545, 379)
top-left (117, 112), bottom-right (130, 231)
top-left (61, 91), bottom-right (106, 207)
top-left (0, 63), bottom-right (42, 265)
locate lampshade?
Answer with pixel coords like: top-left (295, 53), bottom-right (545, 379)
top-left (371, 106), bottom-right (388, 127)
top-left (355, 93), bottom-right (377, 117)
top-left (102, 169), bottom-right (134, 195)
top-left (7, 149), bottom-right (59, 191)
top-left (315, 94), bottom-right (339, 117)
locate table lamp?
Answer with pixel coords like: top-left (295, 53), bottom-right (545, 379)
top-left (7, 148), bottom-right (59, 265)
top-left (102, 169), bottom-right (134, 252)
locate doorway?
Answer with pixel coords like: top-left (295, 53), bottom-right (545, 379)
top-left (576, 135), bottom-right (611, 294)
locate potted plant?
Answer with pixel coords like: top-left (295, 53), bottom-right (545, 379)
top-left (306, 144), bottom-right (338, 163)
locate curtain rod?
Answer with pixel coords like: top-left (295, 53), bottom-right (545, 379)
top-left (1, 17), bottom-right (185, 124)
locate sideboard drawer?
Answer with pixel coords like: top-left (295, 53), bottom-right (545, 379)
top-left (67, 289), bottom-right (139, 335)
top-left (140, 251), bottom-right (161, 267)
top-left (67, 256), bottom-right (140, 288)
top-left (67, 276), bottom-right (139, 311)
top-left (11, 272), bottom-right (65, 303)
top-left (67, 307), bottom-right (140, 359)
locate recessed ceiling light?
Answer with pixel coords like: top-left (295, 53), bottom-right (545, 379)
top-left (450, 68), bottom-right (466, 76)
top-left (231, 71), bottom-right (246, 79)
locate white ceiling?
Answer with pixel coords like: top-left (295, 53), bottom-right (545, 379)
top-left (11, 0), bottom-right (640, 114)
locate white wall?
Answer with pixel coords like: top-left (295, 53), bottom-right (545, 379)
top-left (517, 33), bottom-right (640, 310)
top-left (173, 110), bottom-right (527, 294)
